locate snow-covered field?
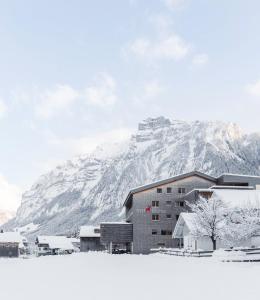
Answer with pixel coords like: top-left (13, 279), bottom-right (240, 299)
top-left (1, 252), bottom-right (260, 300)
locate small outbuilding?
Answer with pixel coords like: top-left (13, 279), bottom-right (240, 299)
top-left (173, 211), bottom-right (260, 251)
top-left (79, 226), bottom-right (105, 252)
top-left (173, 213), bottom-right (218, 251)
top-left (0, 232), bottom-right (28, 257)
top-left (36, 236), bottom-right (77, 256)
top-left (100, 222), bottom-right (133, 254)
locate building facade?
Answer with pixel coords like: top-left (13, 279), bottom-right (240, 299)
top-left (80, 226), bottom-right (105, 252)
top-left (0, 242), bottom-right (19, 257)
top-left (100, 222), bottom-right (133, 254)
top-left (123, 171), bottom-right (260, 254)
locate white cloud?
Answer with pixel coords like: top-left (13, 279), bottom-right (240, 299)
top-left (48, 127), bottom-right (133, 156)
top-left (0, 174), bottom-right (22, 211)
top-left (132, 80), bottom-right (166, 109)
top-left (192, 53), bottom-right (209, 66)
top-left (164, 0), bottom-right (186, 10)
top-left (14, 74), bottom-right (118, 121)
top-left (85, 73), bottom-right (118, 107)
top-left (246, 79), bottom-right (260, 97)
top-left (129, 34), bottom-right (189, 61)
top-left (33, 127), bottom-right (133, 174)
top-left (0, 99), bottom-right (7, 118)
top-left (143, 80), bottom-right (165, 99)
top-left (35, 85), bottom-right (79, 119)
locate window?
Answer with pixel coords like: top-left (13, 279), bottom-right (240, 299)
top-left (152, 229), bottom-right (157, 235)
top-left (161, 230), bottom-right (172, 236)
top-left (157, 188), bottom-right (162, 193)
top-left (158, 243), bottom-right (165, 247)
top-left (166, 200), bottom-right (172, 206)
top-left (176, 201), bottom-right (184, 207)
top-left (176, 214), bottom-right (180, 221)
top-left (166, 214), bottom-right (172, 219)
top-left (152, 200), bottom-right (159, 207)
top-left (166, 187), bottom-right (172, 193)
top-left (178, 187), bottom-right (186, 194)
top-left (152, 214), bottom-right (160, 221)
top-left (94, 228), bottom-right (100, 234)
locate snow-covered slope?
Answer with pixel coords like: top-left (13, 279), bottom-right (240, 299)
top-left (5, 117), bottom-right (260, 235)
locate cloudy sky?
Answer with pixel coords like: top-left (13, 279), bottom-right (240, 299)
top-left (0, 0), bottom-right (260, 210)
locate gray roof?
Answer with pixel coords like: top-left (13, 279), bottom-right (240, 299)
top-left (123, 170), bottom-right (217, 207)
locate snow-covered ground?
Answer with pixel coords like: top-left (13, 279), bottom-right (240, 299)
top-left (1, 252), bottom-right (260, 300)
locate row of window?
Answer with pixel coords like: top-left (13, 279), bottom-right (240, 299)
top-left (152, 214), bottom-right (179, 221)
top-left (152, 229), bottom-right (172, 235)
top-left (152, 200), bottom-right (184, 207)
top-left (156, 187), bottom-right (186, 194)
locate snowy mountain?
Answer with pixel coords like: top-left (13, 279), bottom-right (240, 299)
top-left (4, 117), bottom-right (260, 236)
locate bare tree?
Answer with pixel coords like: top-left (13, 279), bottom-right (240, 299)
top-left (187, 195), bottom-right (227, 250)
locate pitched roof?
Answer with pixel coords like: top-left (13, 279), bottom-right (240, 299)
top-left (37, 236), bottom-right (75, 250)
top-left (173, 213), bottom-right (198, 238)
top-left (123, 171), bottom-right (216, 207)
top-left (79, 226), bottom-right (100, 238)
top-left (0, 232), bottom-right (27, 248)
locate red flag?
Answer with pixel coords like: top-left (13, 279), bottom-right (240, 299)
top-left (145, 206), bottom-right (151, 213)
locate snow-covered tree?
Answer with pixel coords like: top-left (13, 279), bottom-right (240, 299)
top-left (187, 195), bottom-right (228, 250)
top-left (188, 195), bottom-right (260, 250)
top-left (222, 204), bottom-right (260, 247)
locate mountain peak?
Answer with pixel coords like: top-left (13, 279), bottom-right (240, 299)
top-left (5, 117), bottom-right (260, 236)
top-left (138, 116), bottom-right (172, 131)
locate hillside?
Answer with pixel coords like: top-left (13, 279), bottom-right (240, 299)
top-left (5, 117), bottom-right (260, 235)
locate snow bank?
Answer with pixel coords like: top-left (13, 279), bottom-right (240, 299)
top-left (0, 253), bottom-right (260, 300)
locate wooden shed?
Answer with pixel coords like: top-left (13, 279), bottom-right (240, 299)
top-left (80, 226), bottom-right (105, 252)
top-left (0, 232), bottom-right (28, 257)
top-left (0, 242), bottom-right (19, 257)
top-left (100, 222), bottom-right (133, 254)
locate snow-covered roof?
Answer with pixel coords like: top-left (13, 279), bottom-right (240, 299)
top-left (124, 171), bottom-right (217, 207)
top-left (219, 173), bottom-right (260, 179)
top-left (101, 222), bottom-right (131, 225)
top-left (212, 189), bottom-right (260, 208)
top-left (69, 237), bottom-right (80, 243)
top-left (0, 232), bottom-right (27, 248)
top-left (37, 236), bottom-right (75, 250)
top-left (80, 226), bottom-right (100, 238)
top-left (210, 185), bottom-right (254, 190)
top-left (184, 188), bottom-right (213, 197)
top-left (173, 213), bottom-right (198, 238)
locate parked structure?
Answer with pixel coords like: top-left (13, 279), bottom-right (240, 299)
top-left (0, 231), bottom-right (28, 257)
top-left (123, 171), bottom-right (260, 254)
top-left (36, 235), bottom-right (77, 256)
top-left (80, 226), bottom-right (104, 252)
top-left (100, 222), bottom-right (133, 254)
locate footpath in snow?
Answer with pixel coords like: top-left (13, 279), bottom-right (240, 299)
top-left (0, 252), bottom-right (260, 300)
